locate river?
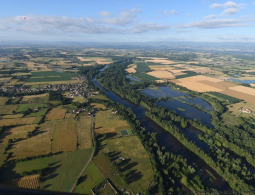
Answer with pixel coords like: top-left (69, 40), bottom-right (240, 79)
top-left (91, 68), bottom-right (231, 192)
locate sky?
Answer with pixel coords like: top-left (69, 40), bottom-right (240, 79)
top-left (0, 0), bottom-right (255, 42)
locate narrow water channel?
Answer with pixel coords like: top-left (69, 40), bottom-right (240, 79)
top-left (91, 68), bottom-right (232, 192)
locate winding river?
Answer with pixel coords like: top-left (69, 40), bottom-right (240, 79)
top-left (92, 68), bottom-right (232, 192)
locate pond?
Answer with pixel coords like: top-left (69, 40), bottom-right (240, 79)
top-left (228, 79), bottom-right (255, 84)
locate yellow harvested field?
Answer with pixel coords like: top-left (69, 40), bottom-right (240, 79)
top-left (217, 81), bottom-right (238, 88)
top-left (177, 75), bottom-right (224, 92)
top-left (77, 57), bottom-right (112, 65)
top-left (8, 133), bottom-right (51, 160)
top-left (26, 62), bottom-right (35, 68)
top-left (145, 59), bottom-right (179, 65)
top-left (221, 89), bottom-right (255, 104)
top-left (45, 108), bottom-right (66, 120)
top-left (2, 114), bottom-right (24, 119)
top-left (149, 66), bottom-right (175, 71)
top-left (169, 79), bottom-right (182, 83)
top-left (179, 75), bottom-right (222, 82)
top-left (18, 175), bottom-right (40, 189)
top-left (229, 86), bottom-right (255, 96)
top-left (126, 65), bottom-right (137, 73)
top-left (0, 77), bottom-right (12, 82)
top-left (146, 71), bottom-right (175, 79)
top-left (173, 72), bottom-right (186, 76)
top-left (52, 119), bottom-right (77, 153)
top-left (178, 82), bottom-right (222, 92)
top-left (170, 70), bottom-right (185, 74)
top-left (197, 80), bottom-right (227, 91)
top-left (83, 63), bottom-right (93, 66)
top-left (77, 116), bottom-right (92, 150)
top-left (0, 97), bottom-right (8, 105)
top-left (0, 117), bottom-right (36, 127)
top-left (95, 110), bottom-right (130, 137)
top-left (246, 70), bottom-right (255, 73)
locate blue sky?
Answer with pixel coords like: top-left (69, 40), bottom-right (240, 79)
top-left (0, 0), bottom-right (255, 42)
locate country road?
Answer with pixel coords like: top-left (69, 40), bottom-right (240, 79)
top-left (70, 115), bottom-right (96, 193)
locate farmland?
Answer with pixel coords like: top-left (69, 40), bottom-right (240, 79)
top-left (45, 108), bottom-right (66, 120)
top-left (26, 71), bottom-right (79, 83)
top-left (0, 97), bottom-right (8, 105)
top-left (208, 92), bottom-right (241, 103)
top-left (94, 110), bottom-right (130, 137)
top-left (51, 119), bottom-right (77, 153)
top-left (77, 116), bottom-right (93, 150)
top-left (135, 62), bottom-right (151, 73)
top-left (74, 162), bottom-right (105, 194)
top-left (147, 70), bottom-right (175, 79)
top-left (96, 136), bottom-right (153, 194)
top-left (132, 73), bottom-right (158, 81)
top-left (0, 105), bottom-right (18, 115)
top-left (0, 117), bottom-right (36, 126)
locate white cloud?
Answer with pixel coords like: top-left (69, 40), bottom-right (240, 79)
top-left (204, 14), bottom-right (217, 19)
top-left (132, 22), bottom-right (170, 33)
top-left (159, 9), bottom-right (179, 16)
top-left (98, 11), bottom-right (113, 17)
top-left (221, 8), bottom-right (239, 16)
top-left (0, 13), bottom-right (169, 35)
top-left (100, 8), bottom-right (141, 26)
top-left (186, 13), bottom-right (191, 16)
top-left (210, 3), bottom-right (223, 8)
top-left (210, 1), bottom-right (246, 9)
top-left (177, 18), bottom-right (255, 29)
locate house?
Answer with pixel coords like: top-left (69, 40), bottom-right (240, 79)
top-left (33, 107), bottom-right (39, 111)
top-left (240, 107), bottom-right (252, 114)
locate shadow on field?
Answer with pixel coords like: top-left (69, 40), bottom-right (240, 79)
top-left (95, 126), bottom-right (103, 130)
top-left (105, 132), bottom-right (117, 138)
top-left (121, 162), bottom-right (138, 172)
top-left (41, 164), bottom-right (61, 182)
top-left (126, 169), bottom-right (143, 184)
top-left (108, 151), bottom-right (121, 161)
top-left (41, 184), bottom-right (52, 189)
top-left (77, 175), bottom-right (87, 185)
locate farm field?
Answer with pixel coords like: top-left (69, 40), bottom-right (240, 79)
top-left (221, 89), bottom-right (255, 104)
top-left (16, 104), bottom-right (45, 113)
top-left (26, 71), bottom-right (79, 83)
top-left (24, 80), bottom-right (82, 86)
top-left (26, 108), bottom-right (49, 117)
top-left (22, 93), bottom-right (49, 104)
top-left (147, 70), bottom-right (175, 79)
top-left (207, 92), bottom-right (241, 103)
top-left (94, 110), bottom-right (130, 137)
top-left (45, 108), bottom-right (66, 120)
top-left (125, 64), bottom-right (137, 73)
top-left (227, 102), bottom-right (255, 119)
top-left (0, 105), bottom-right (18, 115)
top-left (88, 94), bottom-right (109, 101)
top-left (74, 161), bottom-right (105, 194)
top-left (0, 97), bottom-right (8, 105)
top-left (91, 103), bottom-right (106, 110)
top-left (52, 119), bottom-right (77, 153)
top-left (0, 149), bottom-right (93, 192)
top-left (2, 114), bottom-right (24, 118)
top-left (132, 73), bottom-right (158, 81)
top-left (0, 117), bottom-right (36, 127)
top-left (18, 174), bottom-right (40, 189)
top-left (99, 136), bottom-right (153, 194)
top-left (77, 116), bottom-right (92, 150)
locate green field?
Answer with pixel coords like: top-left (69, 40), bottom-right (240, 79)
top-left (119, 130), bottom-right (128, 136)
top-left (26, 71), bottom-right (79, 83)
top-left (33, 116), bottom-right (44, 124)
top-left (99, 136), bottom-right (153, 194)
top-left (16, 104), bottom-right (46, 113)
top-left (26, 108), bottom-right (49, 117)
top-left (175, 72), bottom-right (200, 79)
top-left (135, 63), bottom-right (151, 73)
top-left (0, 149), bottom-right (93, 192)
top-left (74, 161), bottom-right (105, 194)
top-left (208, 92), bottom-right (242, 103)
top-left (132, 73), bottom-right (158, 81)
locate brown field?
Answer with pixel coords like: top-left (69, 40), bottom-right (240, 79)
top-left (0, 97), bottom-right (8, 105)
top-left (51, 119), bottom-right (77, 153)
top-left (221, 89), bottom-right (255, 104)
top-left (0, 124), bottom-right (37, 144)
top-left (23, 93), bottom-right (48, 99)
top-left (2, 114), bottom-right (24, 119)
top-left (0, 117), bottom-right (36, 127)
top-left (170, 69), bottom-right (185, 74)
top-left (45, 108), bottom-right (66, 120)
top-left (77, 57), bottom-right (112, 65)
top-left (126, 64), bottom-right (137, 73)
top-left (191, 68), bottom-right (214, 74)
top-left (173, 72), bottom-right (186, 76)
top-left (169, 79), bottom-right (182, 83)
top-left (145, 59), bottom-right (179, 65)
top-left (95, 110), bottom-right (130, 137)
top-left (18, 175), bottom-right (40, 189)
top-left (197, 80), bottom-right (227, 90)
top-left (77, 116), bottom-right (92, 150)
top-left (229, 86), bottom-right (255, 96)
top-left (26, 62), bottom-right (35, 68)
top-left (0, 77), bottom-right (12, 82)
top-left (217, 81), bottom-right (238, 88)
top-left (7, 130), bottom-right (51, 160)
top-left (146, 71), bottom-right (175, 79)
top-left (177, 75), bottom-right (223, 92)
top-left (65, 113), bottom-right (76, 119)
top-left (77, 57), bottom-right (92, 62)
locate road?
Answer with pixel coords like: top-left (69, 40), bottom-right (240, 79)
top-left (70, 116), bottom-right (96, 193)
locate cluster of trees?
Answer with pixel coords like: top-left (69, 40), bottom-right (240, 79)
top-left (79, 64), bottom-right (104, 79)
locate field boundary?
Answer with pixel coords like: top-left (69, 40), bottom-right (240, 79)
top-left (70, 115), bottom-right (95, 192)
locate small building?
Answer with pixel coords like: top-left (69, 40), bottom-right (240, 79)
top-left (33, 107), bottom-right (39, 111)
